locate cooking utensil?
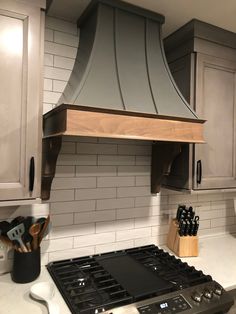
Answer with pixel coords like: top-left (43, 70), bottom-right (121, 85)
top-left (22, 216), bottom-right (35, 252)
top-left (38, 215), bottom-right (50, 245)
top-left (7, 223), bottom-right (28, 252)
top-left (29, 223), bottom-right (41, 250)
top-left (30, 282), bottom-right (60, 314)
top-left (10, 216), bottom-right (25, 228)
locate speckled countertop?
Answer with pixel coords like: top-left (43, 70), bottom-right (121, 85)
top-left (0, 234), bottom-right (236, 313)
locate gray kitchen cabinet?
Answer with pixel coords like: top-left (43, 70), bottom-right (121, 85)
top-left (0, 0), bottom-right (45, 202)
top-left (163, 19), bottom-right (236, 190)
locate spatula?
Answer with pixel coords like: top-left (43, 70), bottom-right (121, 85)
top-left (7, 223), bottom-right (28, 253)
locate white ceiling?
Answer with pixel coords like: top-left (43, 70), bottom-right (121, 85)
top-left (48, 0), bottom-right (236, 37)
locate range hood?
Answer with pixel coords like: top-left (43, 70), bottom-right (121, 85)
top-left (42, 0), bottom-right (205, 200)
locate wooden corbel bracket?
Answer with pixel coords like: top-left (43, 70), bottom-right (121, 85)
top-left (41, 136), bottom-right (62, 200)
top-left (151, 142), bottom-right (182, 193)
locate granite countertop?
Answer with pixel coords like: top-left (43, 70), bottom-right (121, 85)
top-left (0, 234), bottom-right (236, 313)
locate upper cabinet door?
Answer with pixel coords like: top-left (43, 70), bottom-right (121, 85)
top-left (194, 53), bottom-right (236, 189)
top-left (0, 1), bottom-right (44, 201)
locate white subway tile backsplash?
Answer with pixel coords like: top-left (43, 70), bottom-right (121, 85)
top-left (50, 200), bottom-right (96, 215)
top-left (45, 28), bottom-right (53, 41)
top-left (50, 223), bottom-right (95, 239)
top-left (51, 213), bottom-right (74, 226)
top-left (75, 188), bottom-right (116, 201)
top-left (98, 155), bottom-right (135, 166)
top-left (96, 219), bottom-right (134, 233)
top-left (74, 232), bottom-right (115, 248)
top-left (44, 78), bottom-right (52, 91)
top-left (77, 143), bottom-right (117, 155)
top-left (117, 186), bottom-right (150, 198)
top-left (96, 197), bottom-right (134, 210)
top-left (39, 17), bottom-right (236, 263)
top-left (54, 55), bottom-right (75, 70)
top-left (76, 166), bottom-right (116, 177)
top-left (54, 31), bottom-right (79, 47)
top-left (118, 165), bottom-right (150, 176)
top-left (57, 154), bottom-right (97, 166)
top-left (44, 66), bottom-right (71, 81)
top-left (53, 80), bottom-right (67, 92)
top-left (74, 210), bottom-right (116, 224)
top-left (97, 176), bottom-right (135, 188)
top-left (116, 228), bottom-right (151, 241)
top-left (44, 53), bottom-right (53, 66)
top-left (45, 16), bottom-right (78, 35)
top-left (52, 177), bottom-right (96, 190)
top-left (45, 41), bottom-right (77, 58)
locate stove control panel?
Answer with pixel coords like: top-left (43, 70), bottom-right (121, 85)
top-left (138, 295), bottom-right (191, 314)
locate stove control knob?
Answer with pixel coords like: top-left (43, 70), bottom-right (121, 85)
top-left (203, 288), bottom-right (213, 299)
top-left (214, 285), bottom-right (223, 296)
top-left (191, 291), bottom-right (202, 303)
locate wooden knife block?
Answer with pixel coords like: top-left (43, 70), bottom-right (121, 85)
top-left (167, 219), bottom-right (198, 257)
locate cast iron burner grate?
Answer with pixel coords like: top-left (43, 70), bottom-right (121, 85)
top-left (47, 245), bottom-right (212, 314)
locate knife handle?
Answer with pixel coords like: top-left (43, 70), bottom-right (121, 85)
top-left (193, 221), bottom-right (199, 236)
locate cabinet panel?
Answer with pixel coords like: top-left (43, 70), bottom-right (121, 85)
top-left (194, 54), bottom-right (236, 189)
top-left (0, 1), bottom-right (44, 201)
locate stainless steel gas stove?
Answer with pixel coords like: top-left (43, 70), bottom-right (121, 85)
top-left (47, 245), bottom-right (234, 314)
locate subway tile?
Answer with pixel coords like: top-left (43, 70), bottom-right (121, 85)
top-left (57, 154), bottom-right (97, 166)
top-left (43, 103), bottom-right (54, 114)
top-left (60, 141), bottom-right (76, 154)
top-left (55, 165), bottom-right (75, 178)
top-left (118, 165), bottom-right (150, 176)
top-left (41, 237), bottom-right (73, 253)
top-left (199, 219), bottom-right (211, 229)
top-left (116, 228), bottom-right (151, 241)
top-left (44, 66), bottom-right (71, 81)
top-left (97, 176), bottom-right (135, 188)
top-left (51, 213), bottom-right (73, 226)
top-left (51, 177), bottom-right (96, 190)
top-left (118, 144), bottom-right (151, 156)
top-left (50, 200), bottom-right (96, 214)
top-left (75, 188), bottom-right (116, 200)
top-left (77, 143), bottom-right (117, 155)
top-left (74, 210), bottom-right (116, 224)
top-left (54, 55), bottom-right (75, 70)
top-left (98, 155), bottom-right (135, 166)
top-left (53, 80), bottom-right (67, 92)
top-left (168, 193), bottom-right (198, 205)
top-left (43, 91), bottom-right (61, 104)
top-left (117, 206), bottom-right (151, 219)
top-left (74, 232), bottom-right (115, 248)
top-left (45, 16), bottom-right (78, 35)
top-left (96, 219), bottom-right (134, 233)
top-left (96, 197), bottom-right (134, 210)
top-left (135, 195), bottom-right (168, 207)
top-left (197, 193), bottom-right (224, 202)
top-left (44, 78), bottom-right (52, 91)
top-left (50, 223), bottom-right (95, 239)
top-left (223, 192), bottom-right (236, 200)
top-left (49, 189), bottom-right (74, 202)
top-left (211, 199), bottom-right (234, 210)
top-left (44, 53), bottom-right (53, 66)
top-left (211, 216), bottom-right (235, 228)
top-left (135, 215), bottom-right (168, 228)
top-left (45, 41), bottom-right (77, 58)
top-left (151, 225), bottom-right (170, 236)
top-left (76, 137), bottom-right (98, 143)
top-left (45, 28), bottom-right (53, 41)
top-left (117, 186), bottom-right (150, 198)
top-left (54, 31), bottom-right (79, 47)
top-left (135, 176), bottom-right (150, 186)
top-left (76, 166), bottom-right (116, 177)
top-left (95, 240), bottom-right (134, 254)
top-left (136, 156), bottom-right (151, 165)
top-left (200, 209), bottom-right (228, 220)
top-left (48, 246), bottom-right (95, 262)
top-left (134, 234), bottom-right (167, 246)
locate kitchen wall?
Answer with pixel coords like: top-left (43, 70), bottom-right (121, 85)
top-left (1, 16), bottom-right (236, 266)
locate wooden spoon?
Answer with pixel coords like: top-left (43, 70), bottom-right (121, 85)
top-left (29, 223), bottom-right (41, 251)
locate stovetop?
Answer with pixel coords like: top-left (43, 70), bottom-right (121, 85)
top-left (47, 245), bottom-right (234, 314)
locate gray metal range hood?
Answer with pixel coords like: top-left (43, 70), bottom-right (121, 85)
top-left (59, 0), bottom-right (198, 120)
top-left (41, 0), bottom-right (205, 200)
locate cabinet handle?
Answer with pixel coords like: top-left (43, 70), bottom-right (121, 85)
top-left (29, 157), bottom-right (35, 192)
top-left (196, 160), bottom-right (202, 184)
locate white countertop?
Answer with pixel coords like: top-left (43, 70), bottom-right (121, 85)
top-left (0, 233), bottom-right (236, 314)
